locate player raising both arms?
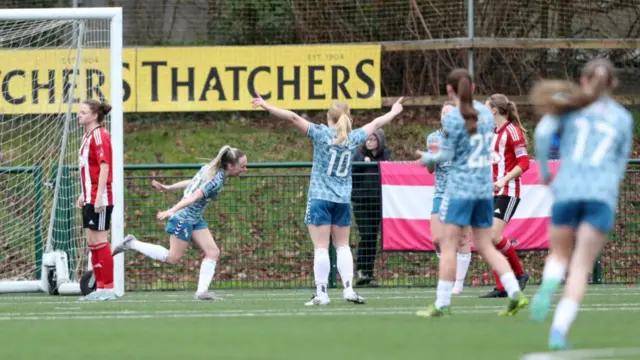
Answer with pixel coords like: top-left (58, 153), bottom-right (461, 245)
top-left (426, 101), bottom-right (472, 295)
top-left (112, 146), bottom-right (248, 300)
top-left (77, 99), bottom-right (117, 301)
top-left (529, 59), bottom-right (633, 350)
top-left (252, 95), bottom-right (404, 306)
top-left (415, 69), bottom-right (528, 317)
top-left (480, 94), bottom-right (530, 298)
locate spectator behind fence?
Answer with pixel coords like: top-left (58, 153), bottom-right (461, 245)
top-left (352, 129), bottom-right (392, 286)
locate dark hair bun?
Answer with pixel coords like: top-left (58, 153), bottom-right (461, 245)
top-left (101, 103), bottom-right (112, 116)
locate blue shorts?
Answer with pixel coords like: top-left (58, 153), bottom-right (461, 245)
top-left (304, 199), bottom-right (352, 226)
top-left (551, 200), bottom-right (615, 233)
top-left (432, 197), bottom-right (442, 215)
top-left (439, 197), bottom-right (493, 228)
top-left (165, 217), bottom-right (208, 242)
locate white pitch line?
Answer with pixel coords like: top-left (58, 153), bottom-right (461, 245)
top-left (521, 347), bottom-right (640, 360)
top-left (0, 303), bottom-right (639, 321)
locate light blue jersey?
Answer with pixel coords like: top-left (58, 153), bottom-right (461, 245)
top-left (534, 97), bottom-right (633, 211)
top-left (174, 166), bottom-right (226, 223)
top-left (422, 100), bottom-right (496, 200)
top-left (426, 129), bottom-right (451, 198)
top-left (306, 123), bottom-right (368, 203)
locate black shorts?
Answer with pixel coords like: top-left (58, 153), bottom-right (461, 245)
top-left (82, 204), bottom-right (114, 231)
top-left (493, 195), bottom-right (520, 223)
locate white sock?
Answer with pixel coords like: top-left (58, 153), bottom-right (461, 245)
top-left (435, 280), bottom-right (454, 309)
top-left (196, 258), bottom-right (217, 294)
top-left (336, 246), bottom-right (354, 291)
top-left (543, 258), bottom-right (567, 283)
top-left (499, 272), bottom-right (521, 299)
top-left (130, 240), bottom-right (169, 262)
top-left (314, 248), bottom-right (330, 296)
top-left (552, 298), bottom-right (579, 336)
top-left (454, 253), bottom-right (471, 289)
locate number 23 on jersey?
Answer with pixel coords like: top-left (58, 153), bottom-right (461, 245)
top-left (468, 133), bottom-right (494, 168)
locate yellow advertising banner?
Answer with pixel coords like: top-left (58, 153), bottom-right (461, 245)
top-left (0, 45), bottom-right (380, 114)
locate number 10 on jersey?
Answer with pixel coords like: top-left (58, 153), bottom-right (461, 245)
top-left (327, 148), bottom-right (351, 177)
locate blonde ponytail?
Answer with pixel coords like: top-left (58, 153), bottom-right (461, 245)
top-left (333, 113), bottom-right (352, 145)
top-left (529, 58), bottom-right (616, 116)
top-left (206, 145), bottom-right (232, 181)
top-left (327, 101), bottom-right (352, 145)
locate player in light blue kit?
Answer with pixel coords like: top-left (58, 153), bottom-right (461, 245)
top-left (252, 94), bottom-right (404, 306)
top-left (529, 59), bottom-right (633, 350)
top-left (112, 146), bottom-right (248, 300)
top-left (415, 68), bottom-right (528, 317)
top-left (426, 100), bottom-right (472, 295)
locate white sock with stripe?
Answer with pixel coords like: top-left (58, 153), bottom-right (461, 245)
top-left (454, 253), bottom-right (472, 289)
top-left (314, 248), bottom-right (330, 297)
top-left (129, 240), bottom-right (169, 262)
top-left (196, 258), bottom-right (217, 294)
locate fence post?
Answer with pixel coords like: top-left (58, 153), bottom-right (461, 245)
top-left (592, 256), bottom-right (602, 284)
top-left (467, 0), bottom-right (475, 77)
top-left (329, 236), bottom-right (337, 288)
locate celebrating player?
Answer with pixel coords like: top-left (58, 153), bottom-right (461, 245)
top-left (529, 59), bottom-right (633, 350)
top-left (251, 94), bottom-right (404, 306)
top-left (480, 94), bottom-right (531, 298)
top-left (112, 146), bottom-right (248, 300)
top-left (77, 99), bottom-right (117, 301)
top-left (415, 69), bottom-right (528, 317)
top-left (426, 101), bottom-right (472, 295)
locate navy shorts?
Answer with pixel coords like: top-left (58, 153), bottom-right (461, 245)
top-left (439, 197), bottom-right (493, 228)
top-left (304, 199), bottom-right (352, 226)
top-left (165, 217), bottom-right (208, 242)
top-left (551, 200), bottom-right (615, 233)
top-left (432, 197), bottom-right (442, 215)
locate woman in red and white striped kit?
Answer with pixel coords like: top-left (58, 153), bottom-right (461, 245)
top-left (77, 99), bottom-right (116, 301)
top-left (480, 94), bottom-right (531, 298)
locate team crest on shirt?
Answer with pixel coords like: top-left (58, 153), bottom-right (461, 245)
top-left (491, 151), bottom-right (502, 164)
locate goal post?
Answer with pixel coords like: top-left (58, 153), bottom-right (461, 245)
top-left (0, 7), bottom-right (124, 297)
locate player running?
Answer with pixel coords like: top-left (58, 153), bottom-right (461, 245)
top-left (415, 69), bottom-right (528, 317)
top-left (480, 94), bottom-right (531, 298)
top-left (112, 146), bottom-right (248, 300)
top-left (529, 59), bottom-right (633, 350)
top-left (426, 101), bottom-right (472, 295)
top-left (251, 94), bottom-right (404, 306)
top-left (77, 99), bottom-right (117, 301)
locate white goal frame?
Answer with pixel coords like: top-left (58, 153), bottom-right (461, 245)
top-left (0, 7), bottom-right (125, 297)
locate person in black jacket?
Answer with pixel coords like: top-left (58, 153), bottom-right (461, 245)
top-left (351, 129), bottom-right (392, 286)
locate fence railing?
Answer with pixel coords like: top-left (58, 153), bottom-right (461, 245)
top-left (121, 160), bottom-right (640, 291)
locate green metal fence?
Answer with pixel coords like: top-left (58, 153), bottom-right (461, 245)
top-left (122, 161), bottom-right (640, 291)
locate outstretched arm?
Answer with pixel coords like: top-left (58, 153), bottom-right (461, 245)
top-left (152, 179), bottom-right (191, 192)
top-left (251, 95), bottom-right (310, 134)
top-left (361, 97), bottom-right (404, 137)
top-left (534, 114), bottom-right (561, 184)
top-left (157, 190), bottom-right (204, 220)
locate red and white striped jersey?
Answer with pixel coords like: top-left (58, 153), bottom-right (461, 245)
top-left (79, 127), bottom-right (113, 205)
top-left (492, 122), bottom-right (528, 198)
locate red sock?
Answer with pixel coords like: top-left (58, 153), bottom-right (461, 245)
top-left (88, 244), bottom-right (104, 289)
top-left (493, 271), bottom-right (504, 291)
top-left (496, 237), bottom-right (525, 277)
top-left (94, 242), bottom-right (114, 289)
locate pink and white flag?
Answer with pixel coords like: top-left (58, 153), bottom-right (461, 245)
top-left (380, 161), bottom-right (560, 252)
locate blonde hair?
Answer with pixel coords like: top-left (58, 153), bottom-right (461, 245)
top-left (327, 101), bottom-right (352, 145)
top-left (529, 58), bottom-right (616, 116)
top-left (206, 145), bottom-right (245, 181)
top-left (487, 94), bottom-right (528, 144)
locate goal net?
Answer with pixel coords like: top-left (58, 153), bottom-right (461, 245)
top-left (0, 8), bottom-right (124, 296)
